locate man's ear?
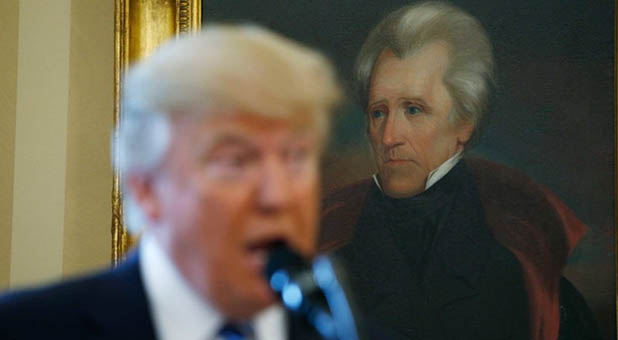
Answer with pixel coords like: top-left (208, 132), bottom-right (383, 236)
top-left (126, 174), bottom-right (161, 222)
top-left (456, 121), bottom-right (475, 146)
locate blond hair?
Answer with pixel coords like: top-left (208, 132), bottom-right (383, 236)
top-left (116, 24), bottom-right (342, 232)
top-left (118, 24), bottom-right (342, 173)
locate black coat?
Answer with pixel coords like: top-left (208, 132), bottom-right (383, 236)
top-left (0, 256), bottom-right (157, 339)
top-left (320, 160), bottom-right (528, 339)
top-left (319, 159), bottom-right (595, 340)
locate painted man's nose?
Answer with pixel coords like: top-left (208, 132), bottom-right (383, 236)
top-left (382, 113), bottom-right (404, 146)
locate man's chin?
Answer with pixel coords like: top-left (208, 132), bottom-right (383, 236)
top-left (255, 282), bottom-right (278, 306)
top-left (227, 287), bottom-right (277, 320)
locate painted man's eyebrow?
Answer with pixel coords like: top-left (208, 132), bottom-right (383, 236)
top-left (367, 97), bottom-right (431, 111)
top-left (368, 99), bottom-right (387, 108)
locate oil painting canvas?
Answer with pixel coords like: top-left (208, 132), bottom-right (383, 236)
top-left (203, 1), bottom-right (615, 338)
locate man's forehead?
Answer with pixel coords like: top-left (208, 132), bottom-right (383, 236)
top-left (375, 43), bottom-right (448, 79)
top-left (369, 43), bottom-right (450, 101)
top-left (174, 112), bottom-right (314, 145)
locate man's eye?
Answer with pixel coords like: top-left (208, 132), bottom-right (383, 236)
top-left (406, 105), bottom-right (422, 115)
top-left (286, 148), bottom-right (307, 161)
top-left (205, 151), bottom-right (258, 180)
top-left (371, 110), bottom-right (385, 119)
top-left (222, 153), bottom-right (254, 167)
top-left (208, 150), bottom-right (255, 169)
top-left (285, 146), bottom-right (314, 169)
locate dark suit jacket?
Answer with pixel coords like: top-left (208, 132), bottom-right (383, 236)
top-left (0, 255), bottom-right (322, 340)
top-left (318, 159), bottom-right (588, 340)
top-left (0, 256), bottom-right (156, 339)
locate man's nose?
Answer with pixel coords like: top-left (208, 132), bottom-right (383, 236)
top-left (382, 111), bottom-right (403, 146)
top-left (257, 157), bottom-right (291, 212)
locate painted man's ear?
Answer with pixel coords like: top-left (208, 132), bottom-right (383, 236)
top-left (457, 121), bottom-right (475, 146)
top-left (126, 174), bottom-right (161, 222)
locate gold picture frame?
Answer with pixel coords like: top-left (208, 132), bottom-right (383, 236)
top-left (112, 0), bottom-right (201, 264)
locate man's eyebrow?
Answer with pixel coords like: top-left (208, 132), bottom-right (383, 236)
top-left (210, 134), bottom-right (252, 145)
top-left (367, 99), bottom-right (387, 108)
top-left (197, 134), bottom-right (254, 155)
top-left (402, 96), bottom-right (431, 110)
top-left (367, 97), bottom-right (431, 110)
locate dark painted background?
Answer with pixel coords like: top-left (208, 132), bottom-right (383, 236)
top-left (203, 1), bottom-right (615, 338)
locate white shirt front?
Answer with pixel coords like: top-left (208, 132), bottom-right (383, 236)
top-left (139, 233), bottom-right (287, 340)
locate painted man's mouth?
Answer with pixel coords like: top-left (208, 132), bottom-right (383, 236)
top-left (384, 157), bottom-right (415, 166)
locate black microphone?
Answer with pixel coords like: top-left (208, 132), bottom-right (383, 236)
top-left (264, 243), bottom-right (363, 340)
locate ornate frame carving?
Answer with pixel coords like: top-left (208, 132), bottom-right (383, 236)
top-left (112, 0), bottom-right (201, 264)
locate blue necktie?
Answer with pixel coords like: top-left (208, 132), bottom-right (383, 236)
top-left (218, 322), bottom-right (254, 340)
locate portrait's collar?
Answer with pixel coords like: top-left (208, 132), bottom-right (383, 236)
top-left (372, 150), bottom-right (463, 193)
top-left (425, 150), bottom-right (463, 190)
top-left (372, 173), bottom-right (383, 191)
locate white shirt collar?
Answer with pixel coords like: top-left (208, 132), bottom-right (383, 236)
top-left (373, 151), bottom-right (463, 193)
top-left (424, 150), bottom-right (463, 190)
top-left (139, 233), bottom-right (287, 340)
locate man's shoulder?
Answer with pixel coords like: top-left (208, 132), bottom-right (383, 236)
top-left (0, 256), bottom-right (152, 339)
top-left (465, 157), bottom-right (588, 309)
top-left (0, 265), bottom-right (114, 314)
top-left (464, 158), bottom-right (587, 254)
top-left (318, 178), bottom-right (374, 253)
top-left (0, 268), bottom-right (111, 337)
top-left (322, 178), bottom-right (374, 215)
top-left (465, 157), bottom-right (548, 195)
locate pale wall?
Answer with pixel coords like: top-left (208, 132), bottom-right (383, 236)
top-left (0, 0), bottom-right (19, 288)
top-left (62, 0), bottom-right (114, 278)
top-left (11, 0), bottom-right (71, 288)
top-left (2, 0), bottom-right (113, 290)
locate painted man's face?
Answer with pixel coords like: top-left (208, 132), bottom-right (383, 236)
top-left (367, 42), bottom-right (473, 198)
top-left (138, 112), bottom-right (320, 319)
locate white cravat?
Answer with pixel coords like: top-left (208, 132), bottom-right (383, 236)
top-left (424, 150), bottom-right (463, 190)
top-left (373, 151), bottom-right (463, 192)
top-left (139, 233), bottom-right (287, 340)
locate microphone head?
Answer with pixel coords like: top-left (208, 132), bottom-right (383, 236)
top-left (264, 242), bottom-right (325, 313)
top-left (263, 243), bottom-right (364, 340)
top-left (264, 241), bottom-right (306, 282)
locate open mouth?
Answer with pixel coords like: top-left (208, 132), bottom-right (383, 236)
top-left (245, 239), bottom-right (287, 274)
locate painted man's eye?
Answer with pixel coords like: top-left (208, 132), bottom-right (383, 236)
top-left (407, 105), bottom-right (422, 115)
top-left (371, 110), bottom-right (385, 119)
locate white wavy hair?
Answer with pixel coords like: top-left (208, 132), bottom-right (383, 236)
top-left (355, 1), bottom-right (494, 144)
top-left (115, 24), bottom-right (342, 232)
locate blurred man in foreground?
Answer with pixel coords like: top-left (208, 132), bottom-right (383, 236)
top-left (0, 25), bottom-right (341, 339)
